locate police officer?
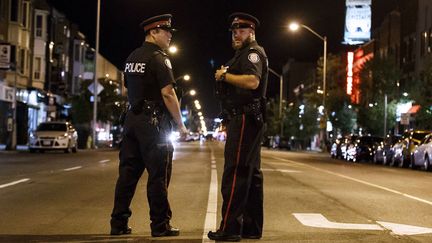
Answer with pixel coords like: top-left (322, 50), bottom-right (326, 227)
top-left (208, 12), bottom-right (268, 242)
top-left (110, 14), bottom-right (187, 237)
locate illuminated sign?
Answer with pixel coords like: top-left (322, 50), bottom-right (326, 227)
top-left (344, 0), bottom-right (371, 45)
top-left (347, 52), bottom-right (354, 95)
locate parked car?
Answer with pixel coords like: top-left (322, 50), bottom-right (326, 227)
top-left (373, 134), bottom-right (402, 165)
top-left (411, 133), bottom-right (432, 170)
top-left (341, 135), bottom-right (359, 160)
top-left (29, 121), bottom-right (78, 153)
top-left (346, 136), bottom-right (383, 162)
top-left (330, 137), bottom-right (343, 159)
top-left (391, 130), bottom-right (431, 167)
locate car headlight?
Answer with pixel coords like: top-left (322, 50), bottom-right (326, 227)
top-left (57, 133), bottom-right (68, 139)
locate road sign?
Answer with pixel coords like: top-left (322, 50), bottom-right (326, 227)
top-left (0, 83), bottom-right (14, 102)
top-left (0, 44), bottom-right (11, 69)
top-left (88, 81), bottom-right (104, 95)
top-left (401, 113), bottom-right (410, 125)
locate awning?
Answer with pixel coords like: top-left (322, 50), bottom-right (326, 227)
top-left (407, 105), bottom-right (421, 114)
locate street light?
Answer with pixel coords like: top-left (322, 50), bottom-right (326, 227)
top-left (168, 45), bottom-right (178, 54)
top-left (189, 89), bottom-right (196, 96)
top-left (289, 21), bottom-right (328, 150)
top-left (289, 22), bottom-right (327, 111)
top-left (269, 68), bottom-right (284, 136)
top-left (175, 74), bottom-right (190, 82)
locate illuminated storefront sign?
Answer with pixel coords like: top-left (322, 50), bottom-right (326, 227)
top-left (344, 0), bottom-right (371, 45)
top-left (347, 52), bottom-right (354, 95)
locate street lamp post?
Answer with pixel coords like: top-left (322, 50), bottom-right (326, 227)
top-left (289, 22), bottom-right (328, 150)
top-left (289, 23), bottom-right (327, 110)
top-left (92, 0), bottom-right (101, 149)
top-left (269, 68), bottom-right (284, 136)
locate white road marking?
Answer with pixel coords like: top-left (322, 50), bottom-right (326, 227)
top-left (262, 168), bottom-right (301, 173)
top-left (99, 159), bottom-right (110, 163)
top-left (293, 213), bottom-right (383, 230)
top-left (377, 221), bottom-right (432, 236)
top-left (271, 157), bottom-right (432, 206)
top-left (294, 213), bottom-right (432, 236)
top-left (202, 149), bottom-right (218, 242)
top-left (63, 166), bottom-right (82, 171)
top-left (0, 178), bottom-right (30, 189)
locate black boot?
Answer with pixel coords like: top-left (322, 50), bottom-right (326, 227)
top-left (152, 225), bottom-right (180, 237)
top-left (208, 230), bottom-right (241, 242)
top-left (110, 226), bottom-right (132, 235)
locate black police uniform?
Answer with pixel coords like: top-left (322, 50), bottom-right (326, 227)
top-left (217, 40), bottom-right (268, 238)
top-left (110, 41), bottom-right (176, 235)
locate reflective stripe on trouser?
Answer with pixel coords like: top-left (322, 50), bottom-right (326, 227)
top-left (219, 114), bottom-right (264, 235)
top-left (111, 111), bottom-right (173, 233)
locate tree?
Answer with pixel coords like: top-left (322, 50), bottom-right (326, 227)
top-left (69, 78), bottom-right (126, 148)
top-left (357, 55), bottom-right (401, 135)
top-left (411, 57), bottom-right (432, 129)
top-left (317, 53), bottom-right (356, 136)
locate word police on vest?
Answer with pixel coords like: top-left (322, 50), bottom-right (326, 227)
top-left (124, 62), bottom-right (146, 73)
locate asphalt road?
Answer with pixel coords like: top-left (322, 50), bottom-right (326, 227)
top-left (1, 141), bottom-right (432, 242)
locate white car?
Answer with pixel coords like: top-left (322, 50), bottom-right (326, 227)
top-left (411, 133), bottom-right (432, 170)
top-left (29, 121), bottom-right (78, 153)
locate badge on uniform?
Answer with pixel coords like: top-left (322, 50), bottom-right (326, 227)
top-left (164, 59), bottom-right (172, 69)
top-left (248, 53), bottom-right (260, 63)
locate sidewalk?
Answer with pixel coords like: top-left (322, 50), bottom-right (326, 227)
top-left (0, 144), bottom-right (29, 153)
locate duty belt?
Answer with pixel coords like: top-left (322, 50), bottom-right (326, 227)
top-left (129, 100), bottom-right (164, 116)
top-left (223, 101), bottom-right (262, 117)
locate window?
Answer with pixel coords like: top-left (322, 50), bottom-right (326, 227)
top-left (429, 28), bottom-right (432, 54)
top-left (35, 15), bottom-right (43, 37)
top-left (34, 57), bottom-right (41, 80)
top-left (10, 0), bottom-right (19, 22)
top-left (22, 1), bottom-right (30, 28)
top-left (420, 31), bottom-right (427, 57)
top-left (74, 43), bottom-right (80, 61)
top-left (19, 49), bottom-right (25, 73)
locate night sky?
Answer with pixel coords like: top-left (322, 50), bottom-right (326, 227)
top-left (47, 0), bottom-right (400, 118)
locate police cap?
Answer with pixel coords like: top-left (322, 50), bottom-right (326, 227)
top-left (139, 14), bottom-right (176, 33)
top-left (228, 12), bottom-right (260, 30)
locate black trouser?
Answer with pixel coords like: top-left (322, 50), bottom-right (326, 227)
top-left (219, 113), bottom-right (264, 236)
top-left (111, 110), bottom-right (173, 234)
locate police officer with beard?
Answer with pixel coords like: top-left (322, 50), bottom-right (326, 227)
top-left (110, 14), bottom-right (187, 237)
top-left (208, 12), bottom-right (268, 242)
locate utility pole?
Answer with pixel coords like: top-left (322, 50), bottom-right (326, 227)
top-left (92, 0), bottom-right (101, 149)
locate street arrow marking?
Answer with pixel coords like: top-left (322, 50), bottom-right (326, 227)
top-left (377, 221), bottom-right (432, 236)
top-left (293, 213), bottom-right (383, 230)
top-left (294, 214), bottom-right (432, 236)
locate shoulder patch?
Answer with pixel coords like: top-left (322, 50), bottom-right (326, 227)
top-left (164, 58), bottom-right (172, 69)
top-left (248, 53), bottom-right (260, 63)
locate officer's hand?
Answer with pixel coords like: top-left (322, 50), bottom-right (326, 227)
top-left (179, 125), bottom-right (188, 140)
top-left (215, 65), bottom-right (228, 81)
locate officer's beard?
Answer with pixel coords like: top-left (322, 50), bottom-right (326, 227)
top-left (232, 35), bottom-right (254, 50)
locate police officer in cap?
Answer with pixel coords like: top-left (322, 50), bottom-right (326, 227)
top-left (208, 12), bottom-right (268, 241)
top-left (110, 14), bottom-right (187, 237)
